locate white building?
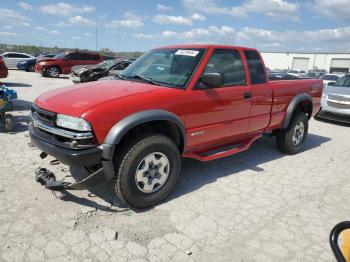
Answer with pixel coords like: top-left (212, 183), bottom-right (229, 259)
top-left (261, 52), bottom-right (350, 73)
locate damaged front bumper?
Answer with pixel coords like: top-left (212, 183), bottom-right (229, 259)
top-left (28, 113), bottom-right (116, 191)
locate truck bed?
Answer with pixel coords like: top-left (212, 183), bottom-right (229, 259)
top-left (267, 78), bottom-right (323, 130)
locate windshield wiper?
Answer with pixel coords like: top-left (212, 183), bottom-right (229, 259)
top-left (127, 74), bottom-right (160, 86)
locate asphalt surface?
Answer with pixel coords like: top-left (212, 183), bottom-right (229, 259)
top-left (0, 70), bottom-right (349, 262)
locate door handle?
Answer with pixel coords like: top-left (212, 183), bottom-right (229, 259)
top-left (244, 92), bottom-right (252, 99)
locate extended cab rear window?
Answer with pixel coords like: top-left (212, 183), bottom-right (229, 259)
top-left (244, 50), bottom-right (267, 84)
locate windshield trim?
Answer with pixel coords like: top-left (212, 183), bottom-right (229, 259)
top-left (183, 48), bottom-right (208, 90)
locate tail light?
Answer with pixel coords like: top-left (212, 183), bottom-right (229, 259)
top-left (0, 56), bottom-right (3, 62)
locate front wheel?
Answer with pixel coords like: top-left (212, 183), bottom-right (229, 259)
top-left (276, 112), bottom-right (308, 154)
top-left (114, 134), bottom-right (181, 208)
top-left (46, 66), bottom-right (60, 78)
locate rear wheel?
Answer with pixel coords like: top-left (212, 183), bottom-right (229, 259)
top-left (114, 134), bottom-right (181, 208)
top-left (47, 66), bottom-right (60, 78)
top-left (276, 112), bottom-right (308, 154)
top-left (1, 114), bottom-right (13, 132)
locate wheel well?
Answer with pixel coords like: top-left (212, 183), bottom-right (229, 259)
top-left (294, 99), bottom-right (313, 119)
top-left (119, 120), bottom-right (184, 153)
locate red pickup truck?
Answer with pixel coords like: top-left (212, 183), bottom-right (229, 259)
top-left (29, 44), bottom-right (322, 208)
top-left (35, 51), bottom-right (106, 78)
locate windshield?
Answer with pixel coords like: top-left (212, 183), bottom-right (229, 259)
top-left (121, 48), bottom-right (205, 88)
top-left (334, 75), bottom-right (350, 87)
top-left (322, 75), bottom-right (339, 81)
top-left (97, 60), bottom-right (117, 69)
top-left (54, 52), bottom-right (65, 59)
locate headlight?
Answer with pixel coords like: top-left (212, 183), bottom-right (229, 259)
top-left (40, 61), bottom-right (46, 65)
top-left (56, 114), bottom-right (91, 131)
top-left (322, 93), bottom-right (327, 98)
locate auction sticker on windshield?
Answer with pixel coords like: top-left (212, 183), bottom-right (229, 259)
top-left (175, 50), bottom-right (199, 56)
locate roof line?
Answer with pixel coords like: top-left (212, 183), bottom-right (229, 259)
top-left (261, 51), bottom-right (350, 55)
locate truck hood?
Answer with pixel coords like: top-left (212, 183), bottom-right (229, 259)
top-left (35, 80), bottom-right (164, 117)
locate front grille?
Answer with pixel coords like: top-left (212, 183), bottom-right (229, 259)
top-left (328, 94), bottom-right (350, 103)
top-left (31, 105), bottom-right (55, 126)
top-left (327, 101), bottom-right (350, 110)
top-left (30, 104), bottom-right (96, 149)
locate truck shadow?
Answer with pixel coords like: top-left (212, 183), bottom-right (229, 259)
top-left (59, 133), bottom-right (330, 212)
top-left (314, 117), bottom-right (350, 127)
top-left (167, 133), bottom-right (331, 203)
top-left (58, 167), bottom-right (130, 213)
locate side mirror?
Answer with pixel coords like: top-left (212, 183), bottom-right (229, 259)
top-left (330, 221), bottom-right (350, 262)
top-left (328, 82), bottom-right (335, 86)
top-left (199, 73), bottom-right (224, 89)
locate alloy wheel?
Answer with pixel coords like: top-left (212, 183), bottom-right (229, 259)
top-left (292, 122), bottom-right (305, 145)
top-left (135, 152), bottom-right (170, 193)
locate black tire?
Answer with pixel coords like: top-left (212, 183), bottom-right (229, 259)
top-left (276, 112), bottom-right (308, 154)
top-left (27, 64), bottom-right (35, 72)
top-left (114, 134), bottom-right (181, 208)
top-left (46, 66), bottom-right (60, 78)
top-left (3, 114), bottom-right (13, 132)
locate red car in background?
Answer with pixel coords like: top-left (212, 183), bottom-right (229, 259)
top-left (0, 55), bottom-right (8, 79)
top-left (35, 51), bottom-right (107, 78)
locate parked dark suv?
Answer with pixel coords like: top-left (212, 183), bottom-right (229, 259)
top-left (35, 51), bottom-right (106, 78)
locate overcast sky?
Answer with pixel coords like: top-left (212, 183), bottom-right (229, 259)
top-left (0, 0), bottom-right (350, 52)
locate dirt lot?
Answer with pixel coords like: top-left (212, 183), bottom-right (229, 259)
top-left (0, 70), bottom-right (349, 262)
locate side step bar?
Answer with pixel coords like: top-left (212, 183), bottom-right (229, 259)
top-left (183, 135), bottom-right (261, 161)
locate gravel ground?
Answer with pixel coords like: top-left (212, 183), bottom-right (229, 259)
top-left (0, 70), bottom-right (349, 262)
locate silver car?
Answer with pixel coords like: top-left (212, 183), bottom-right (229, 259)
top-left (2, 52), bottom-right (35, 69)
top-left (316, 74), bottom-right (350, 123)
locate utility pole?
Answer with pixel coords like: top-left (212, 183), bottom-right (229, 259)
top-left (95, 18), bottom-right (98, 51)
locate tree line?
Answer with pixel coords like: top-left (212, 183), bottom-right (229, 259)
top-left (0, 43), bottom-right (144, 59)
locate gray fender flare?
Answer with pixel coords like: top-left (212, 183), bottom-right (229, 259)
top-left (103, 110), bottom-right (186, 150)
top-left (101, 110), bottom-right (186, 180)
top-left (281, 93), bottom-right (313, 129)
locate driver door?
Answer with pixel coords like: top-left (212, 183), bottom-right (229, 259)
top-left (62, 52), bottom-right (80, 73)
top-left (186, 48), bottom-right (252, 151)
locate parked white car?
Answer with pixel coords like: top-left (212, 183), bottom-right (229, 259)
top-left (320, 73), bottom-right (344, 86)
top-left (2, 52), bottom-right (35, 69)
top-left (286, 69), bottom-right (305, 77)
top-left (316, 74), bottom-right (350, 124)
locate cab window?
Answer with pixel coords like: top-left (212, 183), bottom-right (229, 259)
top-left (244, 50), bottom-right (267, 84)
top-left (202, 49), bottom-right (246, 87)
